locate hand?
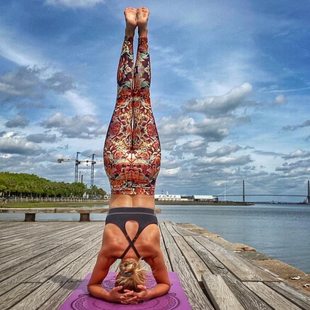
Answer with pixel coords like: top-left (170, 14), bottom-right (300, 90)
top-left (107, 286), bottom-right (129, 303)
top-left (121, 289), bottom-right (139, 304)
top-left (132, 285), bottom-right (149, 302)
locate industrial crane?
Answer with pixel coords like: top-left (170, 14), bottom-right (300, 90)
top-left (57, 152), bottom-right (102, 186)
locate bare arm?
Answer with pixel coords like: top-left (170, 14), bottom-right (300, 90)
top-left (145, 250), bottom-right (171, 300)
top-left (87, 248), bottom-right (126, 303)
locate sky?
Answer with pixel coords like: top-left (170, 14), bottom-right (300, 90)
top-left (0, 0), bottom-right (309, 202)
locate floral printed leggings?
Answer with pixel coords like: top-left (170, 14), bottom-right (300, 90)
top-left (104, 36), bottom-right (161, 195)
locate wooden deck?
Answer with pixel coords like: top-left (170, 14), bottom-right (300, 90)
top-left (0, 221), bottom-right (309, 310)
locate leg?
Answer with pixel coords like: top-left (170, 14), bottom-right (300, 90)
top-left (132, 8), bottom-right (161, 184)
top-left (104, 8), bottom-right (136, 177)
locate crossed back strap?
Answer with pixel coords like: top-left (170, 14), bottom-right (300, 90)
top-left (119, 229), bottom-right (142, 259)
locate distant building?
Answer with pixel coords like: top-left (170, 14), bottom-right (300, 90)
top-left (193, 195), bottom-right (218, 202)
top-left (155, 193), bottom-right (218, 202)
top-left (155, 194), bottom-right (182, 201)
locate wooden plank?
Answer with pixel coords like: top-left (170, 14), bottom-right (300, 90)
top-left (174, 234), bottom-right (212, 281)
top-left (0, 222), bottom-right (70, 242)
top-left (195, 235), bottom-right (278, 282)
top-left (1, 242), bottom-right (99, 307)
top-left (174, 223), bottom-right (200, 236)
top-left (0, 223), bottom-right (44, 236)
top-left (40, 254), bottom-right (99, 310)
top-left (0, 237), bottom-right (24, 249)
top-left (0, 227), bottom-right (101, 295)
top-left (159, 222), bottom-right (172, 271)
top-left (0, 222), bottom-right (22, 229)
top-left (0, 223), bottom-right (102, 306)
top-left (167, 222), bottom-right (212, 281)
top-left (160, 223), bottom-right (214, 310)
top-left (202, 274), bottom-right (245, 310)
top-left (0, 222), bottom-right (85, 244)
top-left (166, 222), bottom-right (214, 282)
top-left (0, 283), bottom-right (41, 310)
top-left (11, 239), bottom-right (101, 310)
top-left (244, 282), bottom-right (302, 310)
top-left (25, 236), bottom-right (101, 283)
top-left (39, 279), bottom-right (80, 310)
top-left (0, 222), bottom-right (31, 231)
top-left (0, 223), bottom-right (100, 272)
top-left (0, 223), bottom-right (101, 289)
top-left (0, 242), bottom-right (63, 272)
top-left (0, 242), bottom-right (81, 291)
top-left (0, 223), bottom-right (78, 254)
top-left (266, 282), bottom-right (310, 310)
top-left (184, 236), bottom-right (272, 310)
top-left (0, 223), bottom-right (84, 258)
top-left (0, 225), bottom-right (64, 254)
top-left (164, 220), bottom-right (179, 237)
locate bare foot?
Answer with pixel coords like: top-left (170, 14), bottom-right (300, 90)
top-left (124, 7), bottom-right (137, 37)
top-left (137, 7), bottom-right (149, 37)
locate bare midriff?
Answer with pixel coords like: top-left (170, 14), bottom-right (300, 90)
top-left (109, 194), bottom-right (155, 209)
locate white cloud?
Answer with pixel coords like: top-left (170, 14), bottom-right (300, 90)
top-left (274, 94), bottom-right (286, 104)
top-left (160, 167), bottom-right (181, 177)
top-left (197, 155), bottom-right (252, 166)
top-left (265, 86), bottom-right (310, 93)
top-left (26, 133), bottom-right (57, 143)
top-left (41, 112), bottom-right (105, 139)
top-left (5, 115), bottom-right (29, 128)
top-left (0, 81), bottom-right (23, 96)
top-left (0, 132), bottom-right (43, 155)
top-left (206, 145), bottom-right (242, 157)
top-left (0, 29), bottom-right (96, 116)
top-left (159, 115), bottom-right (231, 146)
top-left (282, 149), bottom-right (310, 160)
top-left (63, 90), bottom-right (96, 115)
top-left (283, 119), bottom-right (310, 131)
top-left (0, 28), bottom-right (45, 67)
top-left (276, 158), bottom-right (310, 175)
top-left (186, 83), bottom-right (253, 115)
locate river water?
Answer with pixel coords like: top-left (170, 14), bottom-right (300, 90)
top-left (1, 203), bottom-right (310, 273)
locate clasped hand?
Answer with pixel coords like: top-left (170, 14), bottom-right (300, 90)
top-left (109, 285), bottom-right (149, 304)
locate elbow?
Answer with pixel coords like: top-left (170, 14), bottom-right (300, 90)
top-left (167, 282), bottom-right (172, 292)
top-left (87, 283), bottom-right (95, 296)
top-left (163, 282), bottom-right (171, 294)
top-left (87, 284), bottom-right (92, 295)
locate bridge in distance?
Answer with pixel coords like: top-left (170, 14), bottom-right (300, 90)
top-left (215, 180), bottom-right (310, 203)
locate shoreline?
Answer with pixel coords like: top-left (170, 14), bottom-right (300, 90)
top-left (156, 200), bottom-right (254, 205)
top-left (2, 200), bottom-right (308, 208)
top-left (1, 199), bottom-right (255, 208)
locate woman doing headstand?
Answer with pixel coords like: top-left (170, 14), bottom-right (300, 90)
top-left (87, 7), bottom-right (170, 304)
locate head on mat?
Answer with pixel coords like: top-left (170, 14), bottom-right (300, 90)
top-left (87, 7), bottom-right (171, 305)
top-left (115, 258), bottom-right (146, 292)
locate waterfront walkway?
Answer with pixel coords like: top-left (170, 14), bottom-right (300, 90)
top-left (0, 221), bottom-right (309, 309)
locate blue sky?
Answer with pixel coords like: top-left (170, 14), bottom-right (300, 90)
top-left (0, 0), bottom-right (309, 201)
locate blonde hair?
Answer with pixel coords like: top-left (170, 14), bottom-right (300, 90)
top-left (115, 258), bottom-right (146, 291)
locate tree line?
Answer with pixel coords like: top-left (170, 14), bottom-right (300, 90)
top-left (0, 172), bottom-right (106, 198)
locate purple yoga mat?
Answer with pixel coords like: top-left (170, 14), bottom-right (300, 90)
top-left (59, 272), bottom-right (191, 310)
